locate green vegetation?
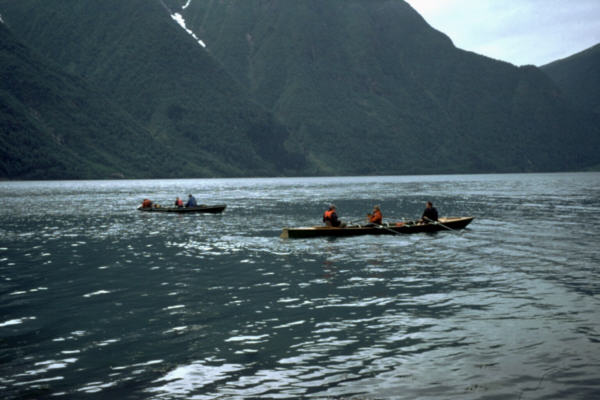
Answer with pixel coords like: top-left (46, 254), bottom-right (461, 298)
top-left (0, 0), bottom-right (305, 179)
top-left (0, 23), bottom-right (166, 179)
top-left (0, 0), bottom-right (599, 179)
top-left (542, 44), bottom-right (600, 115)
top-left (180, 0), bottom-right (600, 174)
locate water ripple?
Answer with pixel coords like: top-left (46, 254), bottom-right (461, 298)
top-left (1, 174), bottom-right (599, 399)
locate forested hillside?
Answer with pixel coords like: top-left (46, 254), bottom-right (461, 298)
top-left (174, 0), bottom-right (600, 174)
top-left (0, 23), bottom-right (166, 179)
top-left (542, 44), bottom-right (600, 115)
top-left (1, 0), bottom-right (599, 179)
top-left (0, 0), bottom-right (305, 179)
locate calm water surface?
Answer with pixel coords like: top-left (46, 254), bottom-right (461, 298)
top-left (1, 173), bottom-right (599, 399)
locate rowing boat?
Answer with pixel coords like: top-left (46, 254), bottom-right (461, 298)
top-left (280, 217), bottom-right (474, 238)
top-left (137, 205), bottom-right (226, 214)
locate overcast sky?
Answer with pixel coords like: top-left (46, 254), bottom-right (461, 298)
top-left (404, 0), bottom-right (600, 66)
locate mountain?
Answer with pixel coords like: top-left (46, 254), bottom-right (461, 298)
top-left (0, 0), bottom-right (306, 179)
top-left (542, 43), bottom-right (600, 115)
top-left (0, 22), bottom-right (167, 179)
top-left (1, 0), bottom-right (599, 178)
top-left (170, 0), bottom-right (600, 174)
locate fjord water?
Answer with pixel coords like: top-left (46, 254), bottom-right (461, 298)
top-left (1, 173), bottom-right (599, 399)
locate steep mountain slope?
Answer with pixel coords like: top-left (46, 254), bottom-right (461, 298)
top-left (0, 23), bottom-right (165, 179)
top-left (0, 0), bottom-right (305, 178)
top-left (174, 0), bottom-right (600, 174)
top-left (542, 43), bottom-right (600, 115)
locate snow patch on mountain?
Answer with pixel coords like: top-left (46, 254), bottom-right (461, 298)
top-left (182, 0), bottom-right (192, 10)
top-left (171, 12), bottom-right (206, 48)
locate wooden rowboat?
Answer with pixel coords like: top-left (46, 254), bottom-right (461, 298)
top-left (137, 205), bottom-right (226, 214)
top-left (280, 217), bottom-right (474, 238)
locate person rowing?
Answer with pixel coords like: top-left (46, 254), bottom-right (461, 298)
top-left (141, 198), bottom-right (153, 208)
top-left (185, 194), bottom-right (198, 208)
top-left (366, 205), bottom-right (383, 226)
top-left (323, 204), bottom-right (346, 227)
top-left (419, 201), bottom-right (438, 223)
top-left (139, 198), bottom-right (161, 209)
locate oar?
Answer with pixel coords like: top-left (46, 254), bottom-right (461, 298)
top-left (346, 218), bottom-right (366, 226)
top-left (372, 222), bottom-right (403, 235)
top-left (424, 216), bottom-right (457, 232)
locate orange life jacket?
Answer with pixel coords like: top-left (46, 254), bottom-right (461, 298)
top-left (142, 199), bottom-right (152, 208)
top-left (176, 199), bottom-right (183, 206)
top-left (323, 209), bottom-right (335, 220)
top-left (369, 210), bottom-right (382, 224)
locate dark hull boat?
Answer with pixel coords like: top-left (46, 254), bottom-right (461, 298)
top-left (138, 205), bottom-right (226, 214)
top-left (280, 217), bottom-right (474, 239)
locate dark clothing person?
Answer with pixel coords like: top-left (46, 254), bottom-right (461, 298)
top-left (186, 194), bottom-right (197, 208)
top-left (421, 202), bottom-right (438, 222)
top-left (323, 207), bottom-right (342, 227)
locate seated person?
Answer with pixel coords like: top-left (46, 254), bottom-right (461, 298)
top-left (175, 197), bottom-right (184, 207)
top-left (420, 201), bottom-right (438, 223)
top-left (323, 204), bottom-right (345, 227)
top-left (141, 198), bottom-right (153, 208)
top-left (366, 205), bottom-right (383, 226)
top-left (185, 194), bottom-right (197, 208)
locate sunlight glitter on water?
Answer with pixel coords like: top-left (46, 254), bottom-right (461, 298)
top-left (1, 174), bottom-right (599, 399)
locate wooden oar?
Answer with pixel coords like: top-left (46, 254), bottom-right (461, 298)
top-left (424, 216), bottom-right (457, 232)
top-left (346, 218), bottom-right (366, 227)
top-left (372, 222), bottom-right (403, 235)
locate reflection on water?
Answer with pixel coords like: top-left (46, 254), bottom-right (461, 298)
top-left (1, 173), bottom-right (599, 399)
